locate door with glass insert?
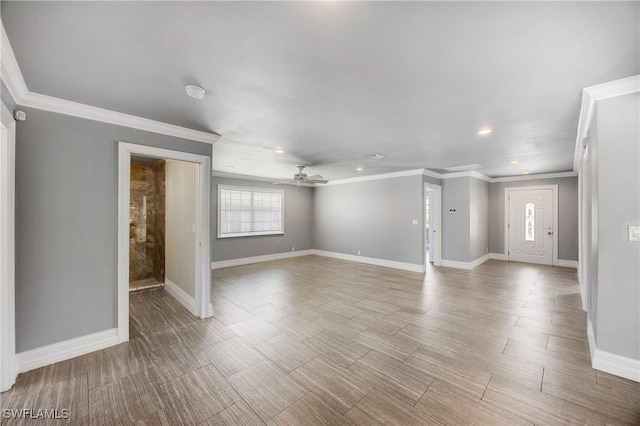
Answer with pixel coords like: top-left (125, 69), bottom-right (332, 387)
top-left (508, 189), bottom-right (553, 265)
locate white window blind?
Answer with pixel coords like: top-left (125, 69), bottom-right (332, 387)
top-left (218, 185), bottom-right (284, 238)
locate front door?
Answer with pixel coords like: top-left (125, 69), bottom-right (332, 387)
top-left (508, 189), bottom-right (553, 265)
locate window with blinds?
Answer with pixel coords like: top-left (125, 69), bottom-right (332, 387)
top-left (217, 185), bottom-right (284, 238)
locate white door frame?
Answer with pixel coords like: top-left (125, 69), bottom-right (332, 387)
top-left (504, 185), bottom-right (559, 266)
top-left (117, 142), bottom-right (211, 343)
top-left (578, 144), bottom-right (590, 311)
top-left (0, 102), bottom-right (17, 392)
top-left (424, 182), bottom-right (442, 267)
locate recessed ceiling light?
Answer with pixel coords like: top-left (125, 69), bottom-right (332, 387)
top-left (356, 166), bottom-right (364, 171)
top-left (522, 171), bottom-right (530, 175)
top-left (367, 153), bottom-right (387, 160)
top-left (185, 85), bottom-right (205, 99)
top-left (274, 149), bottom-right (285, 154)
top-left (477, 127), bottom-right (493, 135)
top-left (510, 160), bottom-right (519, 165)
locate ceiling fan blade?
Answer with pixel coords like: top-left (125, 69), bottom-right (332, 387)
top-left (272, 180), bottom-right (295, 185)
top-left (306, 175), bottom-right (324, 180)
top-left (307, 179), bottom-right (329, 184)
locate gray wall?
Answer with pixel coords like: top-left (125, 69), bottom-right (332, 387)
top-left (470, 178), bottom-right (489, 261)
top-left (442, 177), bottom-right (471, 262)
top-left (313, 175), bottom-right (424, 266)
top-left (489, 176), bottom-right (579, 260)
top-left (15, 107), bottom-right (211, 352)
top-left (211, 177), bottom-right (313, 262)
top-left (594, 92), bottom-right (639, 359)
top-left (441, 176), bottom-right (489, 262)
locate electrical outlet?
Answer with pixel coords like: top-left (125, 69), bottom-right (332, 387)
top-left (292, 246), bottom-right (295, 251)
top-left (357, 250), bottom-right (361, 256)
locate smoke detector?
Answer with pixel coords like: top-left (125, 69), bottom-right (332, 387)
top-left (185, 85), bottom-right (206, 99)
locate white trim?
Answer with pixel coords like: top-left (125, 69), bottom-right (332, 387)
top-left (574, 75), bottom-right (640, 172)
top-left (0, 22), bottom-right (28, 103)
top-left (489, 253), bottom-right (507, 261)
top-left (217, 167), bottom-right (578, 187)
top-left (311, 250), bottom-right (425, 273)
top-left (0, 101), bottom-right (16, 392)
top-left (587, 318), bottom-right (596, 361)
top-left (326, 169), bottom-right (425, 186)
top-left (587, 319), bottom-right (640, 382)
top-left (16, 329), bottom-right (118, 374)
top-left (212, 171), bottom-right (314, 186)
top-left (440, 170), bottom-right (492, 182)
top-left (422, 169), bottom-right (442, 180)
top-left (504, 185), bottom-right (559, 267)
top-left (211, 249), bottom-right (314, 270)
top-left (490, 171), bottom-right (577, 183)
top-left (20, 92), bottom-right (219, 144)
top-left (556, 259), bottom-right (578, 269)
top-left (118, 143), bottom-right (211, 344)
top-left (440, 254), bottom-right (491, 270)
top-left (164, 279), bottom-right (196, 316)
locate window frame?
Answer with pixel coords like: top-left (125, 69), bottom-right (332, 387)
top-left (217, 184), bottom-right (285, 238)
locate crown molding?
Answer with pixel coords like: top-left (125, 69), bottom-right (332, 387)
top-left (422, 169), bottom-right (442, 180)
top-left (490, 171), bottom-right (577, 183)
top-left (574, 75), bottom-right (640, 171)
top-left (212, 170), bottom-right (315, 186)
top-left (440, 170), bottom-right (492, 182)
top-left (21, 92), bottom-right (220, 144)
top-left (325, 168), bottom-right (425, 186)
top-left (0, 22), bottom-right (28, 103)
top-left (1, 20), bottom-right (220, 145)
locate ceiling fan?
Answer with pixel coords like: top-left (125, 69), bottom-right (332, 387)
top-left (274, 166), bottom-right (329, 186)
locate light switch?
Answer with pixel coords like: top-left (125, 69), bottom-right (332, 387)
top-left (629, 225), bottom-right (640, 242)
top-left (412, 219), bottom-right (418, 225)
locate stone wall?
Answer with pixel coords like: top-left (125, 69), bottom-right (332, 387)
top-left (129, 160), bottom-right (165, 283)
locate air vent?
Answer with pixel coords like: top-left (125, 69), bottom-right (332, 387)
top-left (367, 153), bottom-right (387, 160)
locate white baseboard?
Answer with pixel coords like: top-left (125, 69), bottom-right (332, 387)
top-left (556, 259), bottom-right (578, 268)
top-left (489, 253), bottom-right (507, 261)
top-left (164, 279), bottom-right (196, 316)
top-left (17, 328), bottom-right (119, 373)
top-left (211, 249), bottom-right (314, 270)
top-left (441, 253), bottom-right (491, 270)
top-left (587, 318), bottom-right (640, 382)
top-left (311, 250), bottom-right (425, 273)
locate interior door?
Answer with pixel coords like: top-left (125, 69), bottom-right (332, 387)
top-left (508, 189), bottom-right (553, 265)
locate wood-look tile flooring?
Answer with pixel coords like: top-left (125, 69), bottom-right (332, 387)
top-left (2, 255), bottom-right (639, 425)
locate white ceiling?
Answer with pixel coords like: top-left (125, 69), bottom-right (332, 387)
top-left (2, 2), bottom-right (638, 180)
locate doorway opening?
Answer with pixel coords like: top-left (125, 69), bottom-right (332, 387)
top-left (424, 182), bottom-right (442, 268)
top-left (118, 142), bottom-right (212, 344)
top-left (504, 185), bottom-right (559, 266)
top-left (129, 156), bottom-right (166, 292)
